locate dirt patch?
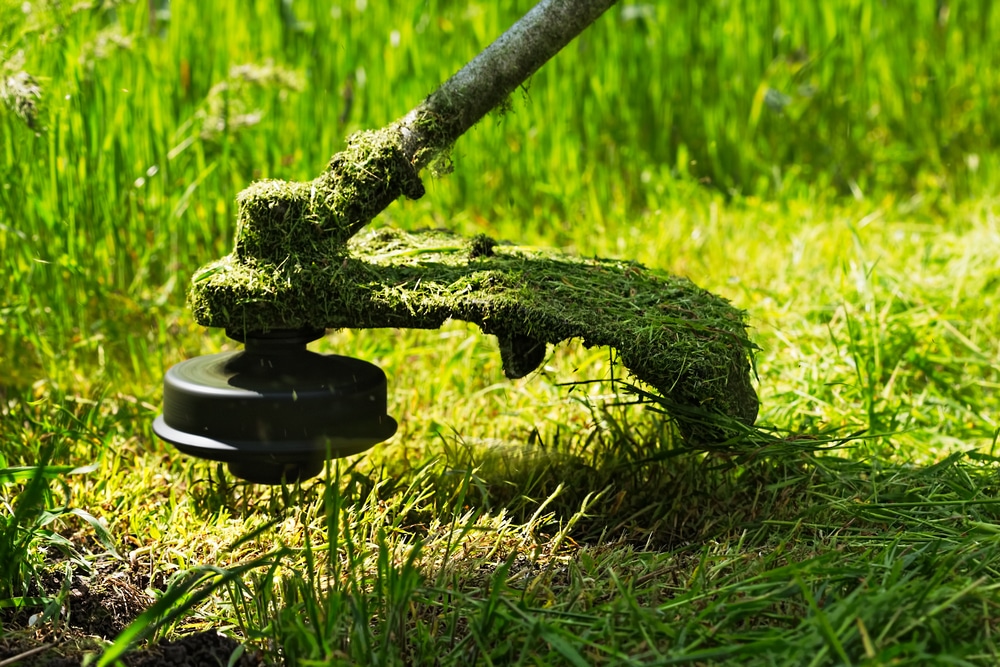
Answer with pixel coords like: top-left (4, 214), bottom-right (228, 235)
top-left (44, 558), bottom-right (155, 639)
top-left (64, 563), bottom-right (153, 639)
top-left (122, 631), bottom-right (264, 667)
top-left (0, 631), bottom-right (263, 667)
top-left (0, 559), bottom-right (263, 666)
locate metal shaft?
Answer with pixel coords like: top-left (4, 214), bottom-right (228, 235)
top-left (399, 0), bottom-right (619, 170)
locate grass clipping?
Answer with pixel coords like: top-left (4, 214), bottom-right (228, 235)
top-left (188, 133), bottom-right (759, 434)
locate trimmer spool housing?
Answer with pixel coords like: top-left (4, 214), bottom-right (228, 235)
top-left (153, 328), bottom-right (397, 485)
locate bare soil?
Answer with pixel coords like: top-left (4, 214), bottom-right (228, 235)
top-left (0, 559), bottom-right (263, 666)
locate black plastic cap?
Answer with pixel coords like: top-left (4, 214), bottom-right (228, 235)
top-left (154, 335), bottom-right (396, 484)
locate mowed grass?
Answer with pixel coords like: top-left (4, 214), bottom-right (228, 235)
top-left (2, 0), bottom-right (1000, 665)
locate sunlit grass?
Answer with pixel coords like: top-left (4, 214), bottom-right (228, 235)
top-left (2, 0), bottom-right (1000, 664)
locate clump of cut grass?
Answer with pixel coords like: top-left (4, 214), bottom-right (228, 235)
top-left (192, 228), bottom-right (759, 432)
top-left (233, 126), bottom-right (426, 263)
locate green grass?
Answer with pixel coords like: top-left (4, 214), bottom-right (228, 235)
top-left (2, 0), bottom-right (1000, 664)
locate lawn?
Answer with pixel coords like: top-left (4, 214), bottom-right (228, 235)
top-left (2, 0), bottom-right (1000, 665)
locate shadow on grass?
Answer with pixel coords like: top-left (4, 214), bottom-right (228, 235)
top-left (181, 403), bottom-right (827, 551)
top-left (109, 388), bottom-right (1000, 666)
top-left (162, 416), bottom-right (1000, 665)
top-left (183, 377), bottom-right (1000, 554)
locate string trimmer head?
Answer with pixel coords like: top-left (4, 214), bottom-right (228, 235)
top-left (154, 0), bottom-right (759, 483)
